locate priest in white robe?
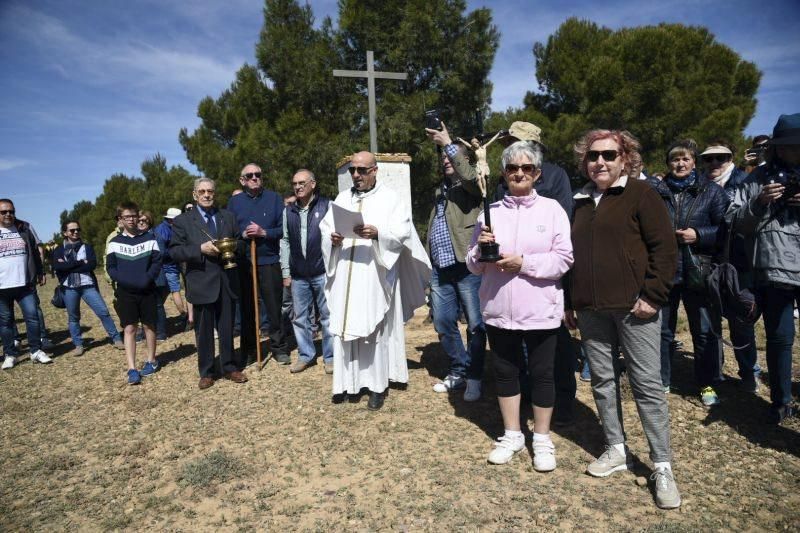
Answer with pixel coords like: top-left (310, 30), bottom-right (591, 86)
top-left (320, 151), bottom-right (431, 410)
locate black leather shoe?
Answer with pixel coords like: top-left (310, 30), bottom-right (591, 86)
top-left (367, 391), bottom-right (384, 411)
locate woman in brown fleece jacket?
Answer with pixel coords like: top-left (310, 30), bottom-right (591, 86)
top-left (564, 129), bottom-right (680, 510)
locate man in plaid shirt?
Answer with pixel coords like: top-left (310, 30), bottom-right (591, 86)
top-left (424, 122), bottom-right (486, 401)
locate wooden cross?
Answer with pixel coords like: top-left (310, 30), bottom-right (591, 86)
top-left (333, 50), bottom-right (408, 153)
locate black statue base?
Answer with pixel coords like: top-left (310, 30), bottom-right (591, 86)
top-left (479, 242), bottom-right (501, 263)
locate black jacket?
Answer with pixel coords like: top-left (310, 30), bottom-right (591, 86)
top-left (169, 207), bottom-right (241, 305)
top-left (646, 174), bottom-right (729, 285)
top-left (52, 242), bottom-right (99, 287)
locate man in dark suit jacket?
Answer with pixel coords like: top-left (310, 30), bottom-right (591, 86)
top-left (170, 178), bottom-right (248, 389)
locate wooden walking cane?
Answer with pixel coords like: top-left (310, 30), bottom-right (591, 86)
top-left (251, 239), bottom-right (263, 370)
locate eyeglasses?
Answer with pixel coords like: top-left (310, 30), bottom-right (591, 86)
top-left (348, 166), bottom-right (375, 175)
top-left (292, 181), bottom-right (311, 189)
top-left (119, 214), bottom-right (138, 220)
top-left (702, 154), bottom-right (731, 163)
top-left (195, 189), bottom-right (215, 195)
top-left (241, 172), bottom-right (262, 180)
top-left (0, 210), bottom-right (15, 215)
top-left (66, 228), bottom-right (81, 233)
top-left (137, 218), bottom-right (148, 224)
top-left (504, 164), bottom-right (537, 175)
top-left (587, 150), bottom-right (620, 162)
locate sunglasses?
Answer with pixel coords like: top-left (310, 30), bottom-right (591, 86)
top-left (702, 154), bottom-right (731, 163)
top-left (505, 164), bottom-right (537, 175)
top-left (587, 150), bottom-right (620, 162)
top-left (137, 219), bottom-right (149, 224)
top-left (241, 172), bottom-right (262, 180)
top-left (66, 228), bottom-right (81, 233)
top-left (0, 210), bottom-right (15, 215)
top-left (348, 166), bottom-right (375, 175)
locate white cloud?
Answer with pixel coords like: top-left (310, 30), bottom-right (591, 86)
top-left (0, 158), bottom-right (32, 172)
top-left (2, 4), bottom-right (243, 97)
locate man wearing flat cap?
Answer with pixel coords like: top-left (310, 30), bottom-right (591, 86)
top-left (727, 113), bottom-right (800, 425)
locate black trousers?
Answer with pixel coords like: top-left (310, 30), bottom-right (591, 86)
top-left (194, 283), bottom-right (237, 378)
top-left (239, 261), bottom-right (288, 356)
top-left (487, 325), bottom-right (558, 408)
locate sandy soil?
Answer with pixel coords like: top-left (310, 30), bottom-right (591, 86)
top-left (1, 279), bottom-right (798, 531)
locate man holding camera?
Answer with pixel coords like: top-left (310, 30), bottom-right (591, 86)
top-left (424, 121), bottom-right (486, 401)
top-left (728, 113), bottom-right (800, 424)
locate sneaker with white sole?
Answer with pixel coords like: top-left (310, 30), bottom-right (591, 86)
top-left (2, 356), bottom-right (15, 370)
top-left (30, 350), bottom-right (53, 364)
top-left (487, 433), bottom-right (525, 465)
top-left (651, 468), bottom-right (681, 509)
top-left (533, 438), bottom-right (556, 472)
top-left (463, 379), bottom-right (481, 401)
top-left (433, 374), bottom-right (465, 393)
top-left (700, 386), bottom-right (720, 406)
top-left (586, 445), bottom-right (631, 477)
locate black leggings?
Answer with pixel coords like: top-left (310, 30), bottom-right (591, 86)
top-left (487, 325), bottom-right (558, 407)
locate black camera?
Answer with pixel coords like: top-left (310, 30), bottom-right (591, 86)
top-left (769, 168), bottom-right (800, 201)
top-left (425, 109), bottom-right (442, 131)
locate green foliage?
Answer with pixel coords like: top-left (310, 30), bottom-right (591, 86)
top-left (180, 0), bottom-right (499, 223)
top-left (58, 157), bottom-right (197, 261)
top-left (522, 18), bottom-right (761, 178)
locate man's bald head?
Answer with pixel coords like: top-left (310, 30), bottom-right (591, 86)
top-left (291, 169), bottom-right (317, 204)
top-left (349, 151), bottom-right (378, 191)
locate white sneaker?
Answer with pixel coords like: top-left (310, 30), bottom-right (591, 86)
top-left (487, 433), bottom-right (525, 464)
top-left (30, 350), bottom-right (53, 364)
top-left (432, 374), bottom-right (465, 393)
top-left (2, 356), bottom-right (15, 370)
top-left (463, 379), bottom-right (481, 401)
top-left (533, 438), bottom-right (556, 472)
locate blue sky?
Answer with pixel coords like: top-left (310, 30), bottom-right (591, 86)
top-left (2, 0), bottom-right (798, 239)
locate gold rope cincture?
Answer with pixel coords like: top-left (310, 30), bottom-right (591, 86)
top-left (340, 196), bottom-right (364, 337)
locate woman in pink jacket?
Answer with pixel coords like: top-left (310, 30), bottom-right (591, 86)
top-left (466, 141), bottom-right (573, 471)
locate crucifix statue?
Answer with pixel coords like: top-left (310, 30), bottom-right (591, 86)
top-left (333, 50), bottom-right (408, 153)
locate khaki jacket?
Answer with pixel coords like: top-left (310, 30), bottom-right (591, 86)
top-left (425, 150), bottom-right (484, 263)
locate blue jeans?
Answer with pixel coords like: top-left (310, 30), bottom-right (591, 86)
top-left (430, 263), bottom-right (485, 379)
top-left (0, 285), bottom-right (42, 355)
top-left (63, 285), bottom-right (122, 347)
top-left (291, 274), bottom-right (332, 364)
top-left (728, 318), bottom-right (760, 382)
top-left (660, 285), bottom-right (720, 388)
top-left (758, 285), bottom-right (800, 408)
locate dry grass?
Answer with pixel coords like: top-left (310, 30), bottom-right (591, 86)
top-left (1, 279), bottom-right (798, 531)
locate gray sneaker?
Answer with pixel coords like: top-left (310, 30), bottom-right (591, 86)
top-left (651, 468), bottom-right (681, 509)
top-left (586, 445), bottom-right (631, 477)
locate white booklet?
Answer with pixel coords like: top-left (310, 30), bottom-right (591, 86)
top-left (331, 203), bottom-right (365, 239)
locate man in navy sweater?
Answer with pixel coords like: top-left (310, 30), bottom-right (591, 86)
top-left (106, 201), bottom-right (162, 385)
top-left (228, 163), bottom-right (291, 364)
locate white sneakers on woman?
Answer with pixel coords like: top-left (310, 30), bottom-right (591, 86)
top-left (487, 432), bottom-right (556, 471)
top-left (532, 438), bottom-right (556, 472)
top-left (487, 433), bottom-right (525, 464)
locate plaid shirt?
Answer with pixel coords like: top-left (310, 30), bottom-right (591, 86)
top-left (428, 144), bottom-right (461, 268)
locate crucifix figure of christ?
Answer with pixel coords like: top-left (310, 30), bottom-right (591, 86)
top-left (333, 50), bottom-right (408, 153)
top-left (457, 131), bottom-right (502, 198)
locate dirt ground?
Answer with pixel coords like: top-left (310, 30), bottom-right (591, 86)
top-left (1, 279), bottom-right (798, 532)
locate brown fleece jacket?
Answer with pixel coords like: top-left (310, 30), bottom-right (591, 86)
top-left (568, 177), bottom-right (677, 311)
